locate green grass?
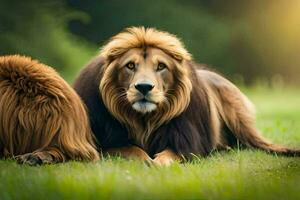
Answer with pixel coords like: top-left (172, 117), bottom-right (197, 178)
top-left (1, 87), bottom-right (300, 200)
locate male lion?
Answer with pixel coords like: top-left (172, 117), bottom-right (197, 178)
top-left (0, 55), bottom-right (99, 165)
top-left (74, 27), bottom-right (300, 166)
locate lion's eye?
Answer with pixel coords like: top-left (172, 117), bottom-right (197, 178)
top-left (125, 62), bottom-right (135, 70)
top-left (157, 63), bottom-right (167, 71)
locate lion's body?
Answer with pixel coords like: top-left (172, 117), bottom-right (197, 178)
top-left (74, 59), bottom-right (299, 160)
top-left (74, 27), bottom-right (299, 165)
top-left (196, 69), bottom-right (295, 154)
top-left (0, 55), bottom-right (99, 165)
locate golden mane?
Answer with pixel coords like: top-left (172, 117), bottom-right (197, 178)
top-left (99, 27), bottom-right (192, 147)
top-left (0, 55), bottom-right (99, 165)
top-left (100, 27), bottom-right (192, 61)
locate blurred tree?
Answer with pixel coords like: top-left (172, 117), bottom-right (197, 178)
top-left (0, 0), bottom-right (299, 84)
top-left (0, 0), bottom-right (97, 82)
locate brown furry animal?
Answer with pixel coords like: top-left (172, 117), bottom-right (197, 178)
top-left (0, 55), bottom-right (99, 165)
top-left (74, 27), bottom-right (300, 166)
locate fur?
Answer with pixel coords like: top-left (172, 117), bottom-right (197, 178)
top-left (74, 27), bottom-right (300, 163)
top-left (0, 55), bottom-right (99, 165)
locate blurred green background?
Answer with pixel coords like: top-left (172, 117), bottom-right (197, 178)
top-left (1, 2), bottom-right (300, 199)
top-left (1, 0), bottom-right (299, 84)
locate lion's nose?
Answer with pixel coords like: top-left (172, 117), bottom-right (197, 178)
top-left (135, 83), bottom-right (154, 95)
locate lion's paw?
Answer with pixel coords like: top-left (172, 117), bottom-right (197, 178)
top-left (16, 152), bottom-right (53, 166)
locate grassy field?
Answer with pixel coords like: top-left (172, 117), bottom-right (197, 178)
top-left (0, 87), bottom-right (299, 200)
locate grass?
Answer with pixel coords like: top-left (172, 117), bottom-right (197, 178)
top-left (1, 86), bottom-right (300, 200)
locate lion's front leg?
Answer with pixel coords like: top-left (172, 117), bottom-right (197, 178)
top-left (153, 149), bottom-right (183, 166)
top-left (105, 145), bottom-right (152, 163)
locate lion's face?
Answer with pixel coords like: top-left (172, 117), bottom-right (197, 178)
top-left (100, 27), bottom-right (193, 135)
top-left (116, 47), bottom-right (176, 113)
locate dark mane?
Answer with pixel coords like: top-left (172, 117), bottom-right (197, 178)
top-left (73, 57), bottom-right (130, 150)
top-left (147, 62), bottom-right (214, 158)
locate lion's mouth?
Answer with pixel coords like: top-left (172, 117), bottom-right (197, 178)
top-left (140, 98), bottom-right (152, 103)
top-left (132, 98), bottom-right (157, 113)
top-left (136, 97), bottom-right (156, 104)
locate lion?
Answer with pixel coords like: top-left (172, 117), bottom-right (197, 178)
top-left (74, 27), bottom-right (300, 166)
top-left (0, 55), bottom-right (99, 165)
